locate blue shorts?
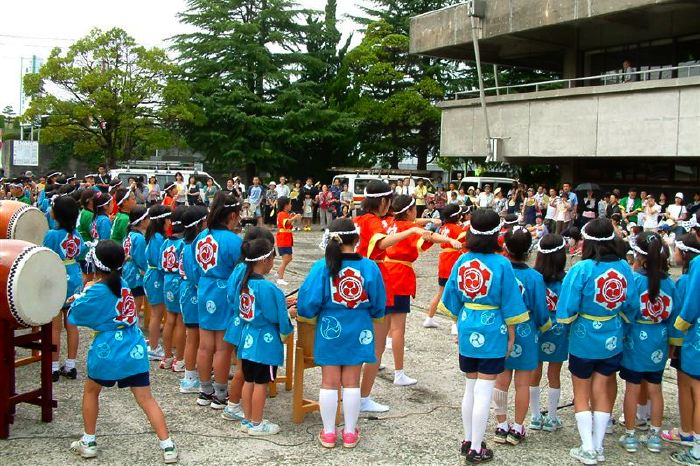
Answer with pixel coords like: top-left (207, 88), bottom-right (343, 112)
top-left (386, 295), bottom-right (411, 314)
top-left (568, 353), bottom-right (622, 379)
top-left (132, 286), bottom-right (145, 298)
top-left (620, 366), bottom-right (663, 384)
top-left (438, 277), bottom-right (448, 287)
top-left (90, 371), bottom-right (150, 388)
top-left (459, 355), bottom-right (505, 375)
top-left (278, 247), bottom-right (293, 256)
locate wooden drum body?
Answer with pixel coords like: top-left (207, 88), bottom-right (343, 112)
top-left (0, 200), bottom-right (49, 245)
top-left (0, 240), bottom-right (66, 328)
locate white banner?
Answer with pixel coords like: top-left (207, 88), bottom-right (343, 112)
top-left (13, 140), bottom-right (39, 166)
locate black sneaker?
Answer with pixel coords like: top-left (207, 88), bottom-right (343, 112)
top-left (465, 447), bottom-right (494, 464)
top-left (210, 395), bottom-right (227, 410)
top-left (461, 441), bottom-right (487, 456)
top-left (493, 427), bottom-right (508, 444)
top-left (196, 391), bottom-right (214, 406)
top-left (61, 366), bottom-right (77, 379)
top-left (506, 428), bottom-right (525, 445)
top-left (52, 370), bottom-right (60, 382)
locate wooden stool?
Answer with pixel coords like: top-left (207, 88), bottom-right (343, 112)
top-left (292, 321), bottom-right (341, 424)
top-left (14, 327), bottom-right (41, 367)
top-left (268, 331), bottom-right (294, 398)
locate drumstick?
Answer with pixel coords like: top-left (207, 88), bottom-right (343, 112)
top-left (285, 289), bottom-right (299, 298)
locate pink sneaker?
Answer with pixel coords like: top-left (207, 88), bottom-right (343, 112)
top-left (342, 429), bottom-right (360, 448)
top-left (318, 429), bottom-right (337, 448)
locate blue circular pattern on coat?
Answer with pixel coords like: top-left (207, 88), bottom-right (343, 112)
top-left (191, 296), bottom-right (198, 305)
top-left (319, 316), bottom-right (342, 340)
top-left (216, 280), bottom-right (227, 289)
top-left (605, 336), bottom-right (618, 351)
top-left (96, 343), bottom-right (111, 359)
top-left (461, 311), bottom-right (467, 321)
top-left (130, 344), bottom-right (145, 360)
top-left (263, 333), bottom-right (274, 344)
top-left (693, 340), bottom-right (700, 352)
top-left (234, 317), bottom-right (241, 326)
top-left (574, 322), bottom-right (586, 338)
top-left (516, 323), bottom-right (531, 338)
top-left (480, 312), bottom-right (495, 326)
top-left (651, 349), bottom-right (664, 364)
top-left (551, 323), bottom-right (564, 336)
top-left (206, 300), bottom-right (217, 314)
top-left (541, 342), bottom-right (556, 355)
top-left (469, 332), bottom-right (485, 348)
top-left (359, 329), bottom-right (373, 345)
top-left (154, 281), bottom-right (160, 289)
top-left (244, 334), bottom-right (254, 349)
top-left (510, 344), bottom-right (523, 358)
top-left (114, 331), bottom-right (123, 341)
top-left (639, 330), bottom-right (648, 341)
top-left (166, 291), bottom-right (174, 302)
top-left (592, 321), bottom-right (603, 330)
top-left (500, 324), bottom-right (507, 335)
top-left (624, 337), bottom-right (634, 350)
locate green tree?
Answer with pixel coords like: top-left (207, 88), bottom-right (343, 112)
top-left (22, 28), bottom-right (198, 166)
top-left (1, 105), bottom-right (15, 128)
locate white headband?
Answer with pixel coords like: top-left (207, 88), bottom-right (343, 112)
top-left (364, 189), bottom-right (393, 198)
top-left (96, 194), bottom-right (112, 208)
top-left (130, 210), bottom-right (149, 226)
top-left (108, 180), bottom-right (123, 192)
top-left (581, 224), bottom-right (615, 242)
top-left (449, 209), bottom-right (461, 218)
top-left (165, 182), bottom-right (177, 192)
top-left (394, 198), bottom-right (415, 215)
top-left (224, 202), bottom-right (240, 208)
top-left (150, 211), bottom-right (172, 220)
top-left (504, 218), bottom-right (519, 225)
top-left (244, 249), bottom-right (274, 262)
top-left (537, 238), bottom-right (567, 254)
top-left (116, 190), bottom-right (131, 206)
top-left (185, 216), bottom-right (207, 229)
top-left (319, 228), bottom-right (360, 250)
top-left (676, 240), bottom-right (700, 254)
top-left (469, 221), bottom-right (503, 236)
top-left (87, 249), bottom-right (120, 272)
top-left (631, 244), bottom-right (647, 256)
top-left (171, 221), bottom-right (182, 226)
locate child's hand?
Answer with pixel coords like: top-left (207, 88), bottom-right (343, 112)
top-left (288, 305), bottom-right (298, 318)
top-left (286, 296), bottom-right (297, 307)
top-left (449, 239), bottom-right (462, 249)
top-left (65, 294), bottom-right (78, 305)
top-left (432, 219), bottom-right (442, 226)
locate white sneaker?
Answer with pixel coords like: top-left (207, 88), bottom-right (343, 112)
top-left (276, 278), bottom-right (289, 286)
top-left (451, 323), bottom-right (458, 335)
top-left (360, 397), bottom-right (390, 413)
top-left (422, 317), bottom-right (438, 328)
top-left (148, 345), bottom-right (165, 361)
top-left (378, 364), bottom-right (386, 371)
top-left (393, 372), bottom-right (417, 386)
top-left (172, 359), bottom-right (185, 372)
top-left (596, 448), bottom-right (605, 462)
top-left (606, 418), bottom-right (615, 434)
top-left (159, 357), bottom-right (174, 370)
top-left (179, 378), bottom-right (200, 394)
top-left (70, 439), bottom-right (97, 459)
top-left (221, 403), bottom-right (245, 421)
top-left (162, 445), bottom-right (178, 464)
top-left (247, 419), bottom-right (280, 436)
top-left (385, 337), bottom-right (393, 350)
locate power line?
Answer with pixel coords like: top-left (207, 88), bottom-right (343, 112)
top-left (0, 33), bottom-right (75, 42)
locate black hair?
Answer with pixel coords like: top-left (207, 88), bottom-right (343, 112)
top-left (240, 238), bottom-right (274, 292)
top-left (94, 240), bottom-right (125, 297)
top-left (467, 208), bottom-right (502, 253)
top-left (325, 218), bottom-right (359, 277)
top-left (442, 204), bottom-right (462, 224)
top-left (243, 225), bottom-right (275, 244)
top-left (503, 213), bottom-right (519, 228)
top-left (114, 188), bottom-right (131, 211)
top-left (170, 205), bottom-right (187, 237)
top-left (182, 206), bottom-right (208, 243)
top-left (146, 204), bottom-right (171, 241)
top-left (581, 218), bottom-right (620, 261)
top-left (128, 206), bottom-right (148, 233)
top-left (361, 180), bottom-right (392, 214)
top-left (562, 226), bottom-right (582, 242)
top-left (277, 196), bottom-right (291, 212)
top-left (80, 189), bottom-right (96, 209)
top-left (635, 231), bottom-right (668, 301)
top-left (504, 228), bottom-right (532, 262)
top-left (52, 195), bottom-right (79, 231)
top-left (677, 233), bottom-right (700, 274)
top-left (391, 195), bottom-right (415, 221)
top-left (92, 191), bottom-right (112, 217)
top-left (206, 191), bottom-right (241, 230)
top-left (534, 234), bottom-right (566, 283)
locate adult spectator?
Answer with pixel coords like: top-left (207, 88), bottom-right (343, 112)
top-left (415, 179), bottom-right (428, 217)
top-left (131, 176), bottom-right (148, 206)
top-left (521, 187), bottom-right (538, 225)
top-left (534, 185), bottom-right (547, 211)
top-left (301, 178), bottom-right (318, 222)
top-left (434, 185), bottom-right (447, 209)
top-left (622, 59), bottom-right (637, 83)
top-left (606, 194), bottom-right (621, 218)
top-left (478, 184), bottom-right (494, 208)
top-left (466, 186), bottom-right (478, 205)
top-left (233, 176), bottom-right (245, 194)
top-left (187, 175), bottom-right (202, 205)
top-left (340, 184), bottom-right (354, 217)
top-left (330, 177), bottom-right (343, 216)
top-left (147, 176), bottom-right (160, 205)
top-left (642, 194), bottom-right (661, 231)
top-left (276, 176), bottom-right (290, 198)
top-left (395, 177), bottom-right (414, 196)
top-left (173, 172), bottom-right (187, 206)
top-left (579, 189), bottom-right (597, 226)
top-left (620, 187), bottom-right (642, 224)
top-left (316, 184), bottom-right (335, 228)
top-left (247, 177), bottom-right (264, 226)
top-left (657, 192), bottom-right (668, 215)
top-left (447, 182), bottom-right (458, 199)
top-left (96, 164), bottom-right (111, 193)
top-left (553, 190), bottom-right (572, 235)
top-left (493, 188), bottom-right (507, 217)
top-left (688, 192), bottom-right (700, 217)
top-left (544, 188), bottom-right (558, 232)
top-left (598, 193), bottom-right (610, 219)
top-left (290, 181), bottom-right (303, 227)
top-left (562, 182), bottom-right (578, 226)
top-left (265, 181), bottom-right (278, 226)
top-left (204, 178), bottom-right (219, 206)
top-left (665, 192), bottom-right (688, 236)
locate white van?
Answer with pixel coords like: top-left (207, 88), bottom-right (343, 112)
top-left (110, 162), bottom-right (221, 200)
top-left (332, 173), bottom-right (434, 210)
top-left (457, 176), bottom-right (516, 193)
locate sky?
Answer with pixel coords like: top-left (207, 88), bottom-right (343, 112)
top-left (0, 0), bottom-right (367, 115)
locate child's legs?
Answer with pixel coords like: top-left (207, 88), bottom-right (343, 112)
top-left (647, 381), bottom-right (663, 428)
top-left (513, 370), bottom-right (533, 425)
top-left (679, 371), bottom-right (694, 433)
top-left (495, 369), bottom-right (513, 424)
top-left (547, 362), bottom-right (563, 389)
top-left (184, 327), bottom-right (199, 371)
top-left (51, 314), bottom-right (63, 362)
top-left (607, 374), bottom-right (618, 413)
top-left (173, 315), bottom-right (185, 361)
top-left (228, 361), bottom-right (244, 404)
top-left (531, 362), bottom-right (543, 387)
top-left (389, 313), bottom-right (407, 370)
top-left (82, 379), bottom-right (103, 435)
top-left (242, 381), bottom-right (253, 420)
top-left (572, 375), bottom-right (592, 413)
top-left (639, 380), bottom-right (649, 410)
top-left (591, 372), bottom-right (614, 413)
top-left (135, 295), bottom-right (145, 315)
top-left (197, 329), bottom-right (215, 383)
top-left (278, 254), bottom-right (292, 278)
top-left (250, 383), bottom-right (268, 423)
top-left (623, 381), bottom-right (641, 430)
top-left (131, 386), bottom-right (169, 440)
top-left (360, 318), bottom-right (389, 398)
top-left (212, 331), bottom-right (232, 385)
top-left (341, 365), bottom-right (362, 388)
top-left (148, 303), bottom-right (164, 350)
top-left (321, 366), bottom-right (341, 390)
top-left (690, 380), bottom-right (700, 435)
top-left (162, 312), bottom-right (177, 359)
top-left (427, 286), bottom-right (444, 318)
top-left (63, 311), bottom-right (79, 360)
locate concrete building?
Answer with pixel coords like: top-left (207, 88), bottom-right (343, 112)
top-left (410, 0), bottom-right (700, 191)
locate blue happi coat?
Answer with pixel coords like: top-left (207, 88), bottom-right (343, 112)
top-left (43, 228), bottom-right (86, 302)
top-left (674, 256), bottom-right (700, 376)
top-left (179, 240), bottom-right (200, 326)
top-left (160, 237), bottom-right (184, 313)
top-left (122, 231), bottom-right (147, 290)
top-left (144, 232), bottom-right (165, 305)
top-left (538, 278), bottom-right (570, 363)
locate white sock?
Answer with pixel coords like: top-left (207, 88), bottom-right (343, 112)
top-left (319, 389), bottom-right (338, 434)
top-left (644, 400), bottom-right (651, 420)
top-left (227, 401), bottom-right (240, 408)
top-left (462, 379), bottom-right (476, 441)
top-left (493, 388), bottom-right (508, 416)
top-left (593, 411), bottom-right (610, 450)
top-left (394, 369), bottom-right (404, 378)
top-left (529, 386), bottom-right (541, 416)
top-left (575, 411), bottom-right (594, 451)
top-left (547, 388), bottom-right (561, 420)
top-left (52, 361), bottom-right (59, 372)
top-left (342, 388), bottom-right (361, 433)
top-left (650, 425), bottom-right (660, 434)
top-left (184, 370), bottom-right (198, 382)
top-left (471, 379), bottom-right (495, 453)
top-left (159, 437), bottom-right (174, 449)
top-left (64, 359), bottom-right (76, 370)
top-left (693, 434), bottom-right (700, 459)
top-left (513, 423), bottom-right (524, 434)
top-left (497, 421), bottom-right (509, 431)
top-left (636, 403), bottom-right (645, 421)
top-left (81, 433), bottom-right (96, 444)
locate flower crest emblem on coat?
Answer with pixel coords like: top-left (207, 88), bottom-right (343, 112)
top-left (545, 287), bottom-right (558, 312)
top-left (115, 288), bottom-right (137, 326)
top-left (594, 268), bottom-right (627, 310)
top-left (640, 290), bottom-right (672, 323)
top-left (457, 259), bottom-right (492, 300)
top-left (196, 235), bottom-right (218, 272)
top-left (162, 245), bottom-right (178, 272)
top-left (331, 267), bottom-right (369, 309)
top-left (61, 233), bottom-right (81, 259)
top-left (239, 288), bottom-right (255, 321)
top-left (122, 235), bottom-right (132, 257)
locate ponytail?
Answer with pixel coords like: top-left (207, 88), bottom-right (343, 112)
top-left (634, 232), bottom-right (668, 301)
top-left (324, 218), bottom-right (359, 278)
top-left (93, 240), bottom-right (126, 298)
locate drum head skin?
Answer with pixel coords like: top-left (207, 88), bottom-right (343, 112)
top-left (6, 246), bottom-right (66, 326)
top-left (0, 201), bottom-right (49, 245)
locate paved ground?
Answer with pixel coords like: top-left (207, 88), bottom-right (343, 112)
top-left (1, 230), bottom-right (686, 465)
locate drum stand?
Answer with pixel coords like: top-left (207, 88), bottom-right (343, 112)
top-left (0, 321), bottom-right (56, 439)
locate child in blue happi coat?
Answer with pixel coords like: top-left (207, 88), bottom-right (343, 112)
top-left (159, 206), bottom-right (186, 371)
top-left (144, 205), bottom-right (172, 361)
top-left (619, 231), bottom-right (676, 454)
top-left (90, 191), bottom-right (113, 242)
top-left (67, 240), bottom-right (177, 464)
top-left (556, 218), bottom-right (637, 465)
top-left (298, 218), bottom-right (386, 449)
top-left (178, 206), bottom-right (208, 394)
top-left (43, 195), bottom-right (86, 381)
top-left (494, 227), bottom-right (551, 446)
top-left (122, 206), bottom-right (149, 327)
top-left (441, 209), bottom-right (528, 464)
top-left (236, 238), bottom-right (294, 436)
top-left (529, 234), bottom-right (569, 432)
